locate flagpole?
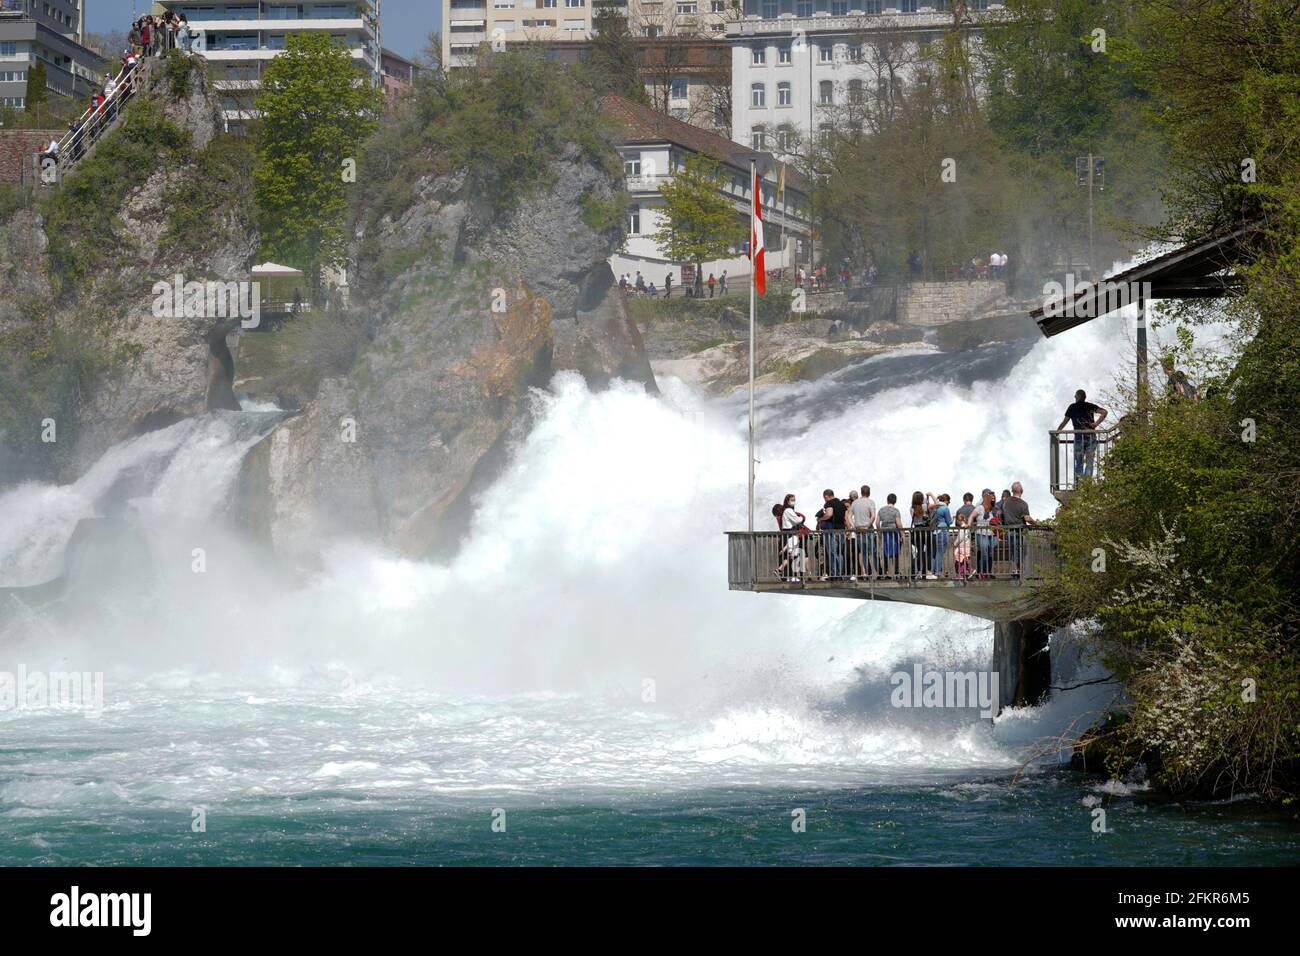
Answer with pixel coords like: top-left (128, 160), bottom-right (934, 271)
top-left (748, 159), bottom-right (757, 535)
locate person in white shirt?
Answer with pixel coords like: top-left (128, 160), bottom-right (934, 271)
top-left (773, 493), bottom-right (807, 581)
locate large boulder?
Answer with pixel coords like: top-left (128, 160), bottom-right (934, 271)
top-left (235, 146), bottom-right (656, 559)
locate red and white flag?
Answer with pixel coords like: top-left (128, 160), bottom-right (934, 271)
top-left (751, 170), bottom-right (765, 296)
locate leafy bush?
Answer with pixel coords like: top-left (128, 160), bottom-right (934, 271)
top-left (40, 97), bottom-right (191, 294)
top-left (355, 49), bottom-right (620, 230)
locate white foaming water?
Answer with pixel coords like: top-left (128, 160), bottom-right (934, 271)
top-left (0, 307), bottom-right (1234, 807)
top-left (0, 413), bottom-right (282, 587)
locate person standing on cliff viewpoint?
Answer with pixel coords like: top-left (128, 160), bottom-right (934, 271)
top-left (1058, 389), bottom-right (1108, 478)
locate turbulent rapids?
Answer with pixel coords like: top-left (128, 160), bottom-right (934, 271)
top-left (0, 307), bottom-right (1273, 865)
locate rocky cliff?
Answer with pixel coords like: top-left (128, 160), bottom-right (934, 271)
top-left (235, 145), bottom-right (656, 560)
top-left (0, 57), bottom-right (253, 484)
top-left (1, 57), bottom-right (655, 563)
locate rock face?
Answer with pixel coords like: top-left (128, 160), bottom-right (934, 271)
top-left (235, 148), bottom-right (656, 560)
top-left (1, 59), bottom-right (655, 562)
top-left (0, 61), bottom-right (254, 481)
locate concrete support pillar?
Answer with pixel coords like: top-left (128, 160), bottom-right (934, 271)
top-left (992, 618), bottom-right (1053, 714)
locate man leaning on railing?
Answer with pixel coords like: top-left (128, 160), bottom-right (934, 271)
top-left (1058, 389), bottom-right (1109, 479)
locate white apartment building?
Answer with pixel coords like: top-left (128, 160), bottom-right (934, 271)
top-left (604, 91), bottom-right (810, 284)
top-left (442, 0), bottom-right (738, 71)
top-left (0, 0), bottom-right (104, 106)
top-left (729, 2), bottom-right (1002, 156)
top-left (157, 2), bottom-right (381, 128)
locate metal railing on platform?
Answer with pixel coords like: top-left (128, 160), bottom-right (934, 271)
top-left (727, 527), bottom-right (1057, 591)
top-left (1049, 428), bottom-right (1118, 496)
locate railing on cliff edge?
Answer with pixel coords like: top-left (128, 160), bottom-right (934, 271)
top-left (37, 58), bottom-right (150, 185)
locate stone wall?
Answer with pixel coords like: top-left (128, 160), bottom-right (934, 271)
top-left (0, 130), bottom-right (62, 185)
top-left (898, 280), bottom-right (1008, 326)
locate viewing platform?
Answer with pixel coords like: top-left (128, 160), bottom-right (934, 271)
top-left (727, 527), bottom-right (1057, 621)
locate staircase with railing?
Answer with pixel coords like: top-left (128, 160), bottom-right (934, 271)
top-left (37, 58), bottom-right (151, 186)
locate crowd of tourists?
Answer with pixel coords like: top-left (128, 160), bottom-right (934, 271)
top-left (38, 13), bottom-right (195, 177)
top-left (618, 270), bottom-right (730, 299)
top-left (770, 483), bottom-right (1040, 583)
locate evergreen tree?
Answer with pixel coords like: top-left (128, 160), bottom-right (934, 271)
top-left (584, 10), bottom-right (647, 103)
top-left (25, 61), bottom-right (48, 115)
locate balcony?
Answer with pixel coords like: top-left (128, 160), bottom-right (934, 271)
top-left (1048, 428), bottom-right (1117, 503)
top-left (726, 526), bottom-right (1057, 621)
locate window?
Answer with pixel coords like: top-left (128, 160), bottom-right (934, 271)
top-left (670, 107), bottom-right (688, 120)
top-left (848, 78), bottom-right (862, 103)
top-left (819, 44), bottom-right (833, 62)
top-left (863, 0), bottom-right (882, 10)
top-left (777, 125), bottom-right (793, 151)
top-left (777, 81), bottom-right (791, 106)
top-left (671, 77), bottom-right (688, 100)
top-left (751, 46), bottom-right (764, 65)
top-left (830, 0), bottom-right (848, 13)
top-left (750, 126), bottom-right (766, 150)
top-left (267, 5), bottom-right (301, 18)
top-left (750, 82), bottom-right (765, 107)
top-left (267, 34), bottom-right (288, 48)
top-left (565, 0), bottom-right (585, 6)
top-left (0, 42), bottom-right (17, 57)
top-left (494, 19), bottom-right (517, 30)
top-left (761, 0), bottom-right (778, 16)
top-left (563, 17), bottom-right (585, 28)
top-left (711, 0), bottom-right (726, 10)
top-left (643, 25), bottom-right (661, 36)
top-left (307, 3), bottom-right (348, 16)
top-left (624, 158), bottom-right (641, 177)
top-left (819, 79), bottom-right (833, 104)
top-left (796, 0), bottom-right (813, 14)
top-left (778, 45), bottom-right (791, 65)
top-left (628, 203), bottom-right (641, 235)
top-left (677, 1), bottom-right (697, 11)
top-left (543, 0), bottom-right (557, 5)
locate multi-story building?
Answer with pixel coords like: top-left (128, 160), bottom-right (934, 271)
top-left (603, 91), bottom-right (810, 284)
top-left (729, 2), bottom-right (1003, 157)
top-left (442, 0), bottom-right (739, 72)
top-left (380, 45), bottom-right (419, 102)
top-left (0, 0), bottom-right (105, 106)
top-left (158, 1), bottom-right (381, 129)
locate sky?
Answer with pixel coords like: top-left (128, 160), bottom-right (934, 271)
top-left (87, 1), bottom-right (440, 61)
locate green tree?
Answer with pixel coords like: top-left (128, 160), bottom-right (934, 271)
top-left (979, 0), bottom-right (1163, 279)
top-left (649, 153), bottom-right (744, 295)
top-left (813, 59), bottom-right (1014, 282)
top-left (584, 10), bottom-right (647, 103)
top-left (25, 61), bottom-right (48, 116)
top-left (253, 32), bottom-right (383, 286)
top-left (1047, 0), bottom-right (1300, 800)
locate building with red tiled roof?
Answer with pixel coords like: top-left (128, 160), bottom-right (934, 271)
top-left (601, 92), bottom-right (812, 287)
